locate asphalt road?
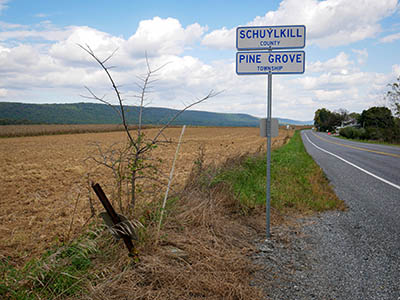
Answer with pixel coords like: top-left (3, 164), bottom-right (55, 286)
top-left (298, 130), bottom-right (400, 299)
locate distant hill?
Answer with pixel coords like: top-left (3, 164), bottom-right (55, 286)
top-left (277, 118), bottom-right (313, 126)
top-left (0, 102), bottom-right (312, 126)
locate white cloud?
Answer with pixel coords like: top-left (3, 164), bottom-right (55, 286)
top-left (0, 44), bottom-right (41, 73)
top-left (267, 49), bottom-right (400, 118)
top-left (35, 13), bottom-right (48, 18)
top-left (352, 48), bottom-right (368, 65)
top-left (0, 12), bottom-right (398, 121)
top-left (202, 0), bottom-right (398, 49)
top-left (307, 52), bottom-right (353, 74)
top-left (0, 18), bottom-right (214, 107)
top-left (125, 17), bottom-right (206, 57)
top-left (0, 29), bottom-right (395, 121)
top-left (0, 28), bottom-right (72, 42)
top-left (0, 20), bottom-right (74, 43)
top-left (49, 26), bottom-right (125, 66)
top-left (252, 0), bottom-right (397, 47)
top-left (0, 0), bottom-right (9, 14)
top-left (313, 89), bottom-right (344, 101)
top-left (202, 27), bottom-right (235, 49)
top-left (0, 88), bottom-right (7, 97)
top-left (393, 64), bottom-right (400, 76)
top-left (0, 21), bottom-right (27, 30)
top-left (380, 32), bottom-right (400, 43)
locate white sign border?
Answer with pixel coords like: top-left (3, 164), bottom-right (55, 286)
top-left (236, 25), bottom-right (306, 51)
top-left (236, 50), bottom-right (305, 75)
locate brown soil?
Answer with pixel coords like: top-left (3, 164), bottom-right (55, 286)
top-left (0, 127), bottom-right (292, 264)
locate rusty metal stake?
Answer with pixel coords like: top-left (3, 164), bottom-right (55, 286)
top-left (92, 183), bottom-right (138, 259)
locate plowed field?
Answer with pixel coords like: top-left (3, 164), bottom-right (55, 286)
top-left (0, 127), bottom-right (293, 263)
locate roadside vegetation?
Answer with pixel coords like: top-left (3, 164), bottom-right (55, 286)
top-left (314, 106), bottom-right (400, 144)
top-left (313, 77), bottom-right (400, 144)
top-left (212, 131), bottom-right (345, 213)
top-left (1, 130), bottom-right (344, 299)
top-left (334, 134), bottom-right (400, 147)
top-left (338, 107), bottom-right (400, 144)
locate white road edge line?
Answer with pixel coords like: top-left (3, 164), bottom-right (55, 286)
top-left (304, 132), bottom-right (400, 191)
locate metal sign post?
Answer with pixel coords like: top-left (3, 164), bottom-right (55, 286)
top-left (235, 25), bottom-right (306, 239)
top-left (266, 71), bottom-right (272, 238)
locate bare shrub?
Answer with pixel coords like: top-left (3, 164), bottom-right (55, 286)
top-left (80, 44), bottom-right (219, 220)
top-left (81, 151), bottom-right (268, 300)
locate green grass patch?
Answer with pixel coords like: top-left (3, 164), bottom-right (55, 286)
top-left (213, 131), bottom-right (345, 213)
top-left (0, 234), bottom-right (99, 300)
top-left (334, 135), bottom-right (400, 147)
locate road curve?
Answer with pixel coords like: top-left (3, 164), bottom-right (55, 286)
top-left (298, 130), bottom-right (400, 299)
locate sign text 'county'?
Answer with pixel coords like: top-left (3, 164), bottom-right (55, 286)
top-left (236, 51), bottom-right (305, 75)
top-left (236, 25), bottom-right (305, 50)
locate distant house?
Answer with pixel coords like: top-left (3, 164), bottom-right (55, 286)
top-left (335, 118), bottom-right (359, 133)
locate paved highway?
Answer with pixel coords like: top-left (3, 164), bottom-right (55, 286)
top-left (299, 130), bottom-right (400, 299)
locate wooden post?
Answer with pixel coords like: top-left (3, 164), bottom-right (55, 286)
top-left (92, 183), bottom-right (138, 259)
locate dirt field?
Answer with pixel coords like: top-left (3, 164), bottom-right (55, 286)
top-left (0, 127), bottom-right (292, 263)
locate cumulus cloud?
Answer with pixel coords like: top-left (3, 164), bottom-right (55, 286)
top-left (0, 17), bottom-right (216, 109)
top-left (125, 17), bottom-right (206, 57)
top-left (0, 11), bottom-right (397, 121)
top-left (49, 26), bottom-right (125, 66)
top-left (202, 27), bottom-right (235, 49)
top-left (267, 49), bottom-right (400, 118)
top-left (0, 27), bottom-right (395, 120)
top-left (307, 52), bottom-right (354, 74)
top-left (202, 0), bottom-right (398, 49)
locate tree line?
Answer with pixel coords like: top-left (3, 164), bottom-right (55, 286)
top-left (313, 77), bottom-right (400, 143)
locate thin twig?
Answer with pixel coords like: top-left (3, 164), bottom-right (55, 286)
top-left (77, 43), bottom-right (136, 148)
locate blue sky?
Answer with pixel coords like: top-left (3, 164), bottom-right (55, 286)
top-left (0, 0), bottom-right (399, 121)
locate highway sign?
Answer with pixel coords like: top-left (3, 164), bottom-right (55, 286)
top-left (236, 51), bottom-right (305, 75)
top-left (236, 25), bottom-right (306, 50)
top-left (235, 24), bottom-right (306, 239)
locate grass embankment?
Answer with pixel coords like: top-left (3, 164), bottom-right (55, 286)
top-left (334, 134), bottom-right (400, 147)
top-left (0, 130), bottom-right (344, 300)
top-left (214, 130), bottom-right (346, 213)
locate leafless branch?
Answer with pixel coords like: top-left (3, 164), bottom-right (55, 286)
top-left (78, 43), bottom-right (136, 148)
top-left (82, 86), bottom-right (123, 120)
top-left (102, 48), bottom-right (119, 65)
top-left (80, 44), bottom-right (221, 217)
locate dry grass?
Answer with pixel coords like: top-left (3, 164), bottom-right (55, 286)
top-left (0, 125), bottom-right (346, 300)
top-left (0, 124), bottom-right (159, 138)
top-left (74, 154), bottom-right (283, 300)
top-left (0, 126), bottom-right (293, 265)
top-left (69, 130), bottom-right (295, 300)
top-left (3, 125), bottom-right (349, 300)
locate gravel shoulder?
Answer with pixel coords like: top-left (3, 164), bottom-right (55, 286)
top-left (252, 131), bottom-right (400, 300)
top-left (253, 212), bottom-right (400, 300)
